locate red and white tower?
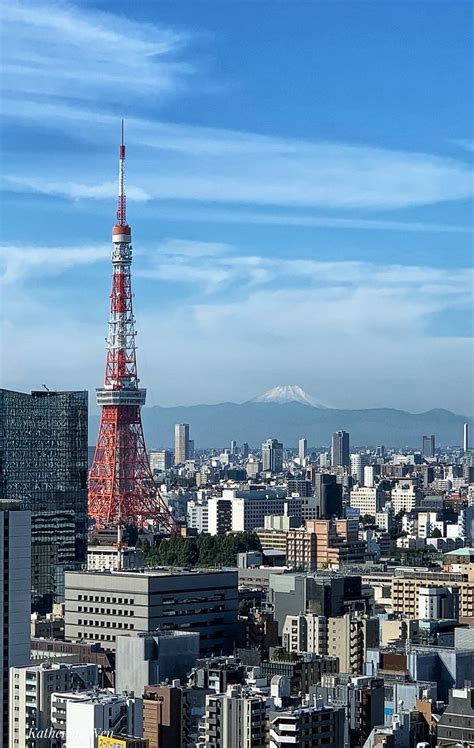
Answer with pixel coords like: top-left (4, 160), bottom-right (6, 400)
top-left (88, 123), bottom-right (179, 534)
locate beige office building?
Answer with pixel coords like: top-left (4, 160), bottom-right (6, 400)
top-left (174, 423), bottom-right (190, 465)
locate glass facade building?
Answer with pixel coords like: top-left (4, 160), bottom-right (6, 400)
top-left (0, 389), bottom-right (88, 612)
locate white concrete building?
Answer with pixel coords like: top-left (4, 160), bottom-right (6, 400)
top-left (391, 481), bottom-right (422, 514)
top-left (416, 512), bottom-right (444, 539)
top-left (1, 501), bottom-right (31, 748)
top-left (364, 466), bottom-right (377, 488)
top-left (350, 453), bottom-right (368, 486)
top-left (51, 690), bottom-right (139, 748)
top-left (207, 489), bottom-right (302, 534)
top-left (87, 545), bottom-right (144, 572)
top-left (9, 662), bottom-right (98, 748)
top-left (187, 498), bottom-right (209, 533)
top-left (349, 486), bottom-right (386, 516)
top-left (282, 613), bottom-right (328, 655)
top-left (418, 586), bottom-right (458, 620)
top-left (298, 438), bottom-right (307, 466)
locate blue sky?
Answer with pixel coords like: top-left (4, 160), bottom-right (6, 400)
top-left (0, 0), bottom-right (472, 414)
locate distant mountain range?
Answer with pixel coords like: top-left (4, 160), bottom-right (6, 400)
top-left (89, 385), bottom-right (472, 449)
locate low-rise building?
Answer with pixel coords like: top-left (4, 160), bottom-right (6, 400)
top-left (52, 690), bottom-right (140, 748)
top-left (87, 545), bottom-right (145, 572)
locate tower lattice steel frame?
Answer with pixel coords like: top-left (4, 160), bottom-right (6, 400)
top-left (88, 125), bottom-right (178, 533)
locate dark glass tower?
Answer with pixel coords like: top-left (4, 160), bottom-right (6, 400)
top-left (0, 389), bottom-right (88, 612)
top-left (331, 430), bottom-right (350, 468)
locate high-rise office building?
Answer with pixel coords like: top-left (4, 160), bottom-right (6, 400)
top-left (331, 431), bottom-right (350, 467)
top-left (174, 423), bottom-right (190, 464)
top-left (1, 501), bottom-right (31, 747)
top-left (0, 389), bottom-right (88, 612)
top-left (230, 439), bottom-right (237, 455)
top-left (311, 473), bottom-right (343, 519)
top-left (149, 450), bottom-right (173, 474)
top-left (464, 423), bottom-right (469, 453)
top-left (422, 434), bottom-right (436, 458)
top-left (241, 442), bottom-right (249, 459)
top-left (298, 438), bottom-right (307, 465)
top-left (262, 438), bottom-right (284, 473)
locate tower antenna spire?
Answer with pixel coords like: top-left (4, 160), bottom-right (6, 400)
top-left (117, 118), bottom-right (127, 227)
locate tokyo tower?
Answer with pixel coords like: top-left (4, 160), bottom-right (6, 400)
top-left (88, 123), bottom-right (179, 534)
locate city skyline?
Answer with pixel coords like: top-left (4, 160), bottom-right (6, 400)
top-left (0, 0), bottom-right (472, 415)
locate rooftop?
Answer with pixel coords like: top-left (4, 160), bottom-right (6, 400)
top-left (66, 566), bottom-right (235, 578)
top-left (444, 547), bottom-right (474, 558)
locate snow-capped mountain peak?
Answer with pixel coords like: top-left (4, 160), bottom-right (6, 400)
top-left (249, 385), bottom-right (326, 408)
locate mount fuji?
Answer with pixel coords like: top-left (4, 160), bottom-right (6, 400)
top-left (248, 385), bottom-right (326, 408)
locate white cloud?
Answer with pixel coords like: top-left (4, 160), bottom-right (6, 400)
top-left (156, 206), bottom-right (471, 234)
top-left (5, 103), bottom-right (471, 211)
top-left (1, 1), bottom-right (191, 105)
top-left (1, 2), bottom-right (471, 215)
top-left (0, 243), bottom-right (109, 283)
top-left (1, 238), bottom-right (472, 414)
top-left (5, 177), bottom-right (152, 202)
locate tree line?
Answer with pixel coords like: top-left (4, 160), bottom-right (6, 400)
top-left (139, 531), bottom-right (262, 568)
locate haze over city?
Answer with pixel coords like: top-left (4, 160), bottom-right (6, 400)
top-left (0, 0), bottom-right (472, 415)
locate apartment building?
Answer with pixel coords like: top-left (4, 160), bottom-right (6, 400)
top-left (282, 613), bottom-right (328, 655)
top-left (9, 662), bottom-right (98, 748)
top-left (327, 613), bottom-right (379, 675)
top-left (204, 685), bottom-right (267, 748)
top-left (269, 703), bottom-right (345, 748)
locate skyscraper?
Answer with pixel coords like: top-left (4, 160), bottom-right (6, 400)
top-left (422, 434), bottom-right (436, 458)
top-left (350, 453), bottom-right (367, 485)
top-left (298, 438), bottom-right (307, 465)
top-left (262, 438), bottom-right (284, 473)
top-left (174, 423), bottom-right (190, 464)
top-left (331, 431), bottom-right (350, 467)
top-left (0, 389), bottom-right (88, 612)
top-left (464, 423), bottom-right (469, 453)
top-left (1, 501), bottom-right (31, 747)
